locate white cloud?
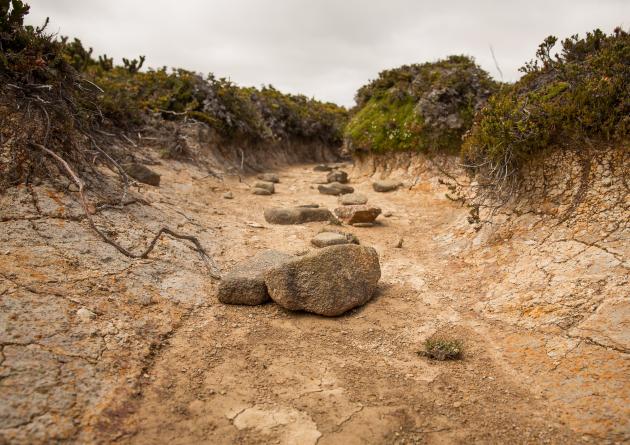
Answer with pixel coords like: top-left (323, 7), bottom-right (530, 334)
top-left (25, 0), bottom-right (629, 106)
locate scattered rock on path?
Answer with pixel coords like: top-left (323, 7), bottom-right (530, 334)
top-left (334, 205), bottom-right (382, 224)
top-left (373, 180), bottom-right (402, 193)
top-left (318, 182), bottom-right (354, 196)
top-left (353, 222), bottom-right (375, 228)
top-left (264, 207), bottom-right (333, 225)
top-left (339, 193), bottom-right (368, 205)
top-left (257, 173), bottom-right (280, 183)
top-left (311, 231), bottom-right (358, 248)
top-left (395, 238), bottom-right (403, 248)
top-left (313, 164), bottom-right (333, 172)
top-left (223, 191), bottom-right (234, 199)
top-left (252, 188), bottom-right (272, 196)
top-left (326, 170), bottom-right (349, 184)
top-left (254, 181), bottom-right (275, 193)
top-left (123, 162), bottom-right (161, 186)
top-left (218, 250), bottom-right (293, 305)
top-left (265, 244), bottom-right (381, 316)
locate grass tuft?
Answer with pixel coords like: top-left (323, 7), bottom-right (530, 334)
top-left (420, 337), bottom-right (463, 361)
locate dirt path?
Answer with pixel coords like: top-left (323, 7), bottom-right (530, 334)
top-left (2, 159), bottom-right (627, 444)
top-left (91, 163), bottom-right (597, 445)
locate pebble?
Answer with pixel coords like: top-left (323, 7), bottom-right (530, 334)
top-left (76, 307), bottom-right (96, 321)
top-left (223, 191), bottom-right (234, 199)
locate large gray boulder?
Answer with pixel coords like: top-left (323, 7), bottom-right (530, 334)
top-left (339, 193), bottom-right (368, 206)
top-left (218, 250), bottom-right (293, 305)
top-left (326, 170), bottom-right (349, 184)
top-left (318, 182), bottom-right (354, 196)
top-left (334, 205), bottom-right (382, 224)
top-left (265, 244), bottom-right (381, 316)
top-left (257, 173), bottom-right (280, 183)
top-left (373, 180), bottom-right (402, 193)
top-left (264, 207), bottom-right (333, 225)
top-left (123, 163), bottom-right (161, 187)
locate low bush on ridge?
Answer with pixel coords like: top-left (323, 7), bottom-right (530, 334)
top-left (462, 28), bottom-right (629, 183)
top-left (344, 56), bottom-right (498, 154)
top-left (0, 0), bottom-right (347, 189)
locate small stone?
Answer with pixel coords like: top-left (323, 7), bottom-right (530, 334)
top-left (395, 238), bottom-right (403, 248)
top-left (253, 181), bottom-right (275, 194)
top-left (326, 170), bottom-right (349, 184)
top-left (252, 188), bottom-right (272, 196)
top-left (383, 211), bottom-right (393, 217)
top-left (311, 232), bottom-right (354, 248)
top-left (223, 191), bottom-right (234, 199)
top-left (352, 223), bottom-right (374, 228)
top-left (257, 173), bottom-right (280, 183)
top-left (265, 244), bottom-right (381, 316)
top-left (373, 180), bottom-right (402, 193)
top-left (264, 207), bottom-right (333, 225)
top-left (218, 250), bottom-right (293, 305)
top-left (123, 162), bottom-right (161, 186)
top-left (318, 182), bottom-right (354, 196)
top-left (313, 164), bottom-right (333, 172)
top-left (339, 193), bottom-right (368, 206)
top-left (76, 307), bottom-right (96, 321)
top-left (334, 205), bottom-right (382, 224)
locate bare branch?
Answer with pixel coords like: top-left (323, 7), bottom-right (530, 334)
top-left (31, 143), bottom-right (221, 279)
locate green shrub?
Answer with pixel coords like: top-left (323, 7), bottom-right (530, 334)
top-left (462, 28), bottom-right (630, 179)
top-left (345, 56), bottom-right (498, 154)
top-left (1, 1), bottom-right (347, 190)
top-left (420, 336), bottom-right (463, 361)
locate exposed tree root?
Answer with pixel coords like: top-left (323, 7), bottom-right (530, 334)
top-left (32, 143), bottom-right (221, 279)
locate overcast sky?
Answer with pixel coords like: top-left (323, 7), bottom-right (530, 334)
top-left (25, 0), bottom-right (628, 107)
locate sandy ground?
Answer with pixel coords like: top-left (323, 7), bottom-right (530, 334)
top-left (1, 158), bottom-right (628, 444)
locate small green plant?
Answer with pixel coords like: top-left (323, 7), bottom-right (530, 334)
top-left (420, 337), bottom-right (463, 361)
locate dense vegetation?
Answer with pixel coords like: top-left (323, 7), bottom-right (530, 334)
top-left (63, 41), bottom-right (347, 145)
top-left (345, 56), bottom-right (498, 154)
top-left (0, 0), bottom-right (346, 189)
top-left (462, 28), bottom-right (629, 182)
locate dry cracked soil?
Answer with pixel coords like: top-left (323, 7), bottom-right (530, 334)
top-left (1, 158), bottom-right (628, 444)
